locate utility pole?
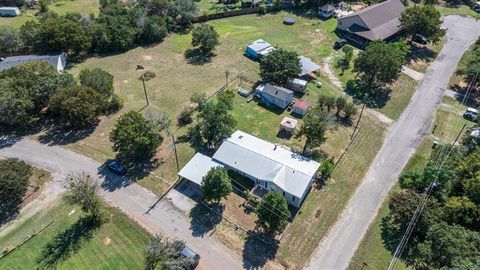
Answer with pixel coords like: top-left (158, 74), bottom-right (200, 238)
top-left (170, 133), bottom-right (180, 175)
top-left (225, 70), bottom-right (230, 86)
top-left (141, 74), bottom-right (149, 107)
top-left (352, 103), bottom-right (365, 139)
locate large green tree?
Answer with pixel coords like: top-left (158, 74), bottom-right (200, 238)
top-left (201, 167), bottom-right (232, 204)
top-left (110, 111), bottom-right (164, 159)
top-left (191, 24), bottom-right (219, 54)
top-left (256, 191), bottom-right (290, 235)
top-left (259, 49), bottom-right (301, 85)
top-left (0, 159), bottom-right (32, 223)
top-left (353, 41), bottom-right (408, 90)
top-left (296, 105), bottom-right (329, 154)
top-left (443, 196), bottom-right (479, 230)
top-left (400, 5), bottom-right (445, 44)
top-left (191, 101), bottom-right (236, 147)
top-left (48, 85), bottom-right (107, 128)
top-left (458, 39), bottom-right (480, 88)
top-left (79, 68), bottom-right (114, 96)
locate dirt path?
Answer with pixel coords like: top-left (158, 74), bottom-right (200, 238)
top-left (305, 15), bottom-right (480, 270)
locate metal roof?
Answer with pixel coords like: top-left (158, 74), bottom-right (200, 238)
top-left (280, 117), bottom-right (298, 129)
top-left (178, 153), bottom-right (223, 186)
top-left (0, 53), bottom-right (65, 73)
top-left (293, 100), bottom-right (310, 111)
top-left (256, 83), bottom-right (293, 102)
top-left (299, 56), bottom-right (320, 76)
top-left (212, 131), bottom-right (320, 198)
top-left (246, 39), bottom-right (273, 53)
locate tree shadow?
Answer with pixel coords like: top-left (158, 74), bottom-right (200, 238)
top-left (97, 160), bottom-right (133, 192)
top-left (189, 203), bottom-right (223, 237)
top-left (38, 125), bottom-right (97, 146)
top-left (184, 48), bottom-right (214, 65)
top-left (0, 201), bottom-right (22, 227)
top-left (345, 80), bottom-right (391, 108)
top-left (37, 215), bottom-right (102, 269)
top-left (242, 233), bottom-right (279, 270)
top-left (0, 135), bottom-right (21, 150)
top-left (405, 43), bottom-right (437, 66)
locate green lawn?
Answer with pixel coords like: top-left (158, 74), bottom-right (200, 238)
top-left (436, 3), bottom-right (479, 18)
top-left (0, 0), bottom-right (100, 28)
top-left (449, 41), bottom-right (477, 90)
top-left (0, 198), bottom-right (150, 270)
top-left (376, 75), bottom-right (418, 120)
top-left (347, 95), bottom-right (472, 270)
top-left (66, 12), bottom-right (339, 196)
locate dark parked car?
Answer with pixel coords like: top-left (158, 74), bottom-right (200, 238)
top-left (107, 161), bottom-right (127, 175)
top-left (412, 34), bottom-right (428, 45)
top-left (181, 246), bottom-right (200, 269)
top-left (334, 38), bottom-right (347, 49)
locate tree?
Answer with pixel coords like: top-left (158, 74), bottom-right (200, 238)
top-left (166, 0), bottom-right (197, 31)
top-left (417, 222), bottom-right (480, 269)
top-left (297, 105), bottom-right (329, 154)
top-left (110, 111), bottom-right (163, 159)
top-left (465, 174), bottom-right (480, 205)
top-left (339, 46), bottom-right (353, 73)
top-left (259, 49), bottom-right (301, 85)
top-left (190, 92), bottom-right (207, 109)
top-left (192, 101), bottom-right (236, 147)
top-left (201, 167), bottom-right (232, 204)
top-left (92, 14), bottom-right (138, 52)
top-left (79, 68), bottom-right (114, 96)
top-left (48, 85), bottom-right (107, 128)
top-left (0, 159), bottom-right (32, 219)
top-left (217, 89), bottom-right (235, 110)
top-left (256, 191), bottom-right (290, 235)
top-left (65, 172), bottom-right (101, 219)
top-left (443, 196), bottom-right (479, 230)
top-left (381, 189), bottom-right (440, 266)
top-left (0, 80), bottom-right (36, 126)
top-left (353, 41), bottom-right (408, 90)
top-left (400, 5), bottom-right (445, 44)
top-left (0, 26), bottom-right (22, 54)
top-left (335, 96), bottom-right (347, 116)
top-left (458, 39), bottom-right (480, 88)
top-left (191, 24), bottom-right (219, 54)
top-left (344, 102), bottom-right (358, 120)
top-left (144, 235), bottom-right (167, 270)
top-left (141, 15), bottom-right (168, 44)
top-left (33, 16), bottom-right (92, 56)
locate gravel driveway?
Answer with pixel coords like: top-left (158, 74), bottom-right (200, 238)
top-left (305, 15), bottom-right (480, 270)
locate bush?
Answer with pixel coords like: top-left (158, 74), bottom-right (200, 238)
top-left (79, 68), bottom-right (114, 96)
top-left (177, 107), bottom-right (193, 126)
top-left (106, 93), bottom-right (123, 113)
top-left (141, 71), bottom-right (156, 81)
top-left (320, 157), bottom-right (335, 178)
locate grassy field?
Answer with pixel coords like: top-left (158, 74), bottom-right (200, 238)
top-left (436, 3), bottom-right (479, 18)
top-left (66, 12), bottom-right (339, 195)
top-left (0, 0), bottom-right (100, 28)
top-left (0, 198), bottom-right (150, 270)
top-left (449, 41), bottom-right (476, 90)
top-left (332, 49), bottom-right (419, 120)
top-left (347, 95), bottom-right (472, 270)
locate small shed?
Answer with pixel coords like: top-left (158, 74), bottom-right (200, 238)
top-left (292, 100), bottom-right (310, 116)
top-left (286, 78), bottom-right (308, 93)
top-left (245, 39), bottom-right (275, 59)
top-left (280, 117), bottom-right (298, 134)
top-left (318, 4), bottom-right (335, 18)
top-left (0, 7), bottom-right (20, 17)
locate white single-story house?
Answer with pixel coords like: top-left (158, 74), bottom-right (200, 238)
top-left (0, 53), bottom-right (67, 73)
top-left (0, 7), bottom-right (20, 17)
top-left (245, 39), bottom-right (276, 59)
top-left (298, 56), bottom-right (321, 78)
top-left (179, 130), bottom-right (321, 208)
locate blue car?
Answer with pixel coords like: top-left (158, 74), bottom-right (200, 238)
top-left (107, 161), bottom-right (127, 175)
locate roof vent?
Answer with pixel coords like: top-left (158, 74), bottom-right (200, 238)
top-left (275, 90), bottom-right (279, 95)
top-left (239, 135), bottom-right (243, 139)
top-left (274, 144), bottom-right (277, 150)
top-left (0, 57), bottom-right (4, 62)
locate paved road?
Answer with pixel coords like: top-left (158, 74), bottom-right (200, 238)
top-left (305, 15), bottom-right (480, 270)
top-left (0, 138), bottom-right (243, 270)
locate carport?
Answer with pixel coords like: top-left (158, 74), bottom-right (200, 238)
top-left (178, 153), bottom-right (223, 186)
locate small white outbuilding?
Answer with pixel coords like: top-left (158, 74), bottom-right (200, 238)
top-left (0, 7), bottom-right (21, 17)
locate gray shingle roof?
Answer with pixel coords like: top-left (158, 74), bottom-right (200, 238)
top-left (339, 0), bottom-right (405, 40)
top-left (259, 83), bottom-right (293, 102)
top-left (299, 56), bottom-right (320, 76)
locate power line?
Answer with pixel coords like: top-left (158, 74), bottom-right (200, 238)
top-left (388, 72), bottom-right (478, 270)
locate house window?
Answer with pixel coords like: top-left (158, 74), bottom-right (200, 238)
top-left (292, 196), bottom-right (295, 202)
top-left (265, 182), bottom-right (268, 188)
top-left (282, 192), bottom-right (285, 197)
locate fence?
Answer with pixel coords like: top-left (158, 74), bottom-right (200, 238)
top-left (194, 5), bottom-right (291, 23)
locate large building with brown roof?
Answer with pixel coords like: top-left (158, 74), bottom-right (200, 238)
top-left (337, 0), bottom-right (405, 44)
